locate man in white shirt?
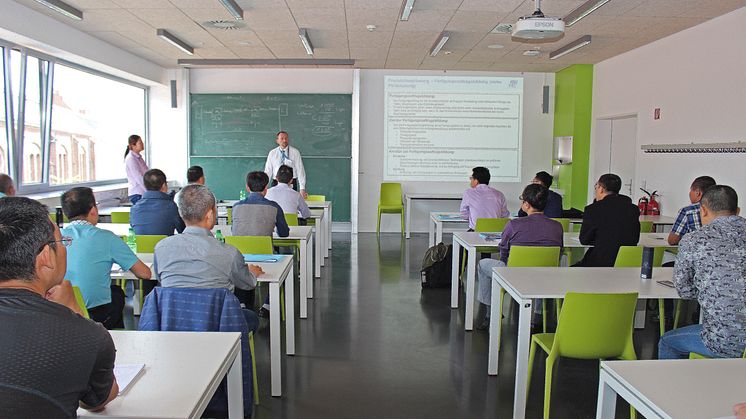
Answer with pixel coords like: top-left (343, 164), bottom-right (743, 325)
top-left (264, 131), bottom-right (308, 198)
top-left (266, 165), bottom-right (312, 223)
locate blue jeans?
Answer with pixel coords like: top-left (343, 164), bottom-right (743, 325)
top-left (129, 194), bottom-right (142, 205)
top-left (658, 324), bottom-right (717, 359)
top-left (242, 309), bottom-right (259, 333)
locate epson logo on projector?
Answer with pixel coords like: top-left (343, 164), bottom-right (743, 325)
top-left (535, 22), bottom-right (555, 28)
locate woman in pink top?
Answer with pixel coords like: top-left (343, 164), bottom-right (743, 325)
top-left (124, 134), bottom-right (149, 204)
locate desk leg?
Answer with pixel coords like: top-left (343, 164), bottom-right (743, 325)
top-left (226, 344), bottom-right (244, 419)
top-left (464, 247), bottom-right (476, 331)
top-left (317, 224), bottom-right (325, 268)
top-left (324, 208), bottom-right (331, 256)
top-left (306, 236), bottom-right (314, 299)
top-left (321, 214), bottom-right (328, 259)
top-left (488, 277), bottom-right (503, 375)
top-left (314, 227), bottom-right (322, 277)
top-left (428, 218), bottom-right (435, 247)
top-left (405, 197), bottom-right (411, 239)
top-left (436, 221), bottom-right (443, 246)
top-left (451, 240), bottom-right (461, 309)
top-left (286, 264), bottom-right (295, 356)
top-left (269, 283), bottom-right (282, 397)
top-left (595, 370), bottom-right (618, 419)
top-left (512, 299), bottom-right (533, 419)
top-left (325, 207), bottom-right (332, 251)
top-left (300, 239), bottom-right (308, 319)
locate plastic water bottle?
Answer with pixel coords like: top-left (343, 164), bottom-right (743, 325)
top-left (239, 189), bottom-right (246, 200)
top-left (215, 229), bottom-right (225, 244)
top-left (127, 227), bottom-right (137, 253)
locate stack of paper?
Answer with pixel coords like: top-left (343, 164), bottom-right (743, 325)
top-left (114, 363), bottom-right (145, 395)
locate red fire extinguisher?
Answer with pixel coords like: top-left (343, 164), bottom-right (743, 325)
top-left (638, 195), bottom-right (649, 215)
top-left (639, 188), bottom-right (660, 215)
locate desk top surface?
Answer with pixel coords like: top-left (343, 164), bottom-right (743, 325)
top-left (405, 192), bottom-right (463, 200)
top-left (492, 267), bottom-right (678, 299)
top-left (77, 330), bottom-right (240, 419)
top-left (78, 223), bottom-right (312, 240)
top-left (453, 231), bottom-right (673, 248)
top-left (602, 358), bottom-right (746, 419)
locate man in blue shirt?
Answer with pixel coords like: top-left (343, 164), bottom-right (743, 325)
top-left (517, 171), bottom-right (563, 218)
top-left (130, 169), bottom-right (185, 236)
top-left (232, 171), bottom-right (290, 238)
top-left (667, 176), bottom-right (716, 245)
top-left (61, 187), bottom-right (151, 329)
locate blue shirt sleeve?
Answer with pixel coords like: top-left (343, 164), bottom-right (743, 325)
top-left (106, 231), bottom-right (138, 271)
top-left (545, 192), bottom-right (563, 218)
top-left (274, 202), bottom-right (290, 237)
top-left (670, 207), bottom-right (689, 236)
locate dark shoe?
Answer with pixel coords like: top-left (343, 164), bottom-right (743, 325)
top-left (258, 307), bottom-right (270, 318)
top-left (476, 317), bottom-right (490, 331)
top-left (530, 322), bottom-right (543, 335)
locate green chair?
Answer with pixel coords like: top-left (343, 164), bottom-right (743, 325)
top-left (501, 246), bottom-right (562, 333)
top-left (49, 212), bottom-right (69, 224)
top-left (376, 183), bottom-right (404, 236)
top-left (227, 207), bottom-right (233, 225)
top-left (639, 220), bottom-right (654, 233)
top-left (110, 211), bottom-right (130, 224)
top-left (306, 195), bottom-right (325, 202)
top-left (614, 245), bottom-right (678, 336)
top-left (135, 235), bottom-right (167, 253)
top-left (72, 285), bottom-right (90, 318)
top-left (550, 218), bottom-right (570, 232)
top-left (284, 213), bottom-right (299, 226)
top-left (249, 331), bottom-right (260, 405)
top-left (460, 218), bottom-right (511, 277)
top-left (225, 236), bottom-right (285, 321)
top-left (527, 292), bottom-right (639, 419)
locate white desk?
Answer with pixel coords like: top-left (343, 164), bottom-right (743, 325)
top-left (564, 232), bottom-right (673, 248)
top-left (306, 200), bottom-right (332, 257)
top-left (568, 215), bottom-right (677, 232)
top-left (309, 209), bottom-right (326, 276)
top-left (428, 212), bottom-right (468, 246)
top-left (488, 267), bottom-right (680, 419)
top-left (78, 331), bottom-right (243, 419)
top-left (404, 192), bottom-right (462, 239)
top-left (97, 206), bottom-right (132, 216)
top-left (597, 359), bottom-right (746, 419)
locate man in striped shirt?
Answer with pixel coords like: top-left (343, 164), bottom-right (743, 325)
top-left (667, 176), bottom-right (716, 245)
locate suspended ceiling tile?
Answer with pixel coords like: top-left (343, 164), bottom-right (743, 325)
top-left (347, 31), bottom-right (395, 50)
top-left (292, 8), bottom-right (348, 31)
top-left (390, 30), bottom-right (443, 48)
top-left (457, 0), bottom-right (524, 13)
top-left (395, 9), bottom-right (457, 32)
top-left (345, 8), bottom-right (401, 32)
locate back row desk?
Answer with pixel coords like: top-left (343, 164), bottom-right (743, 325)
top-left (404, 192), bottom-right (462, 239)
top-left (452, 231), bottom-right (674, 331)
top-left (488, 267), bottom-right (680, 419)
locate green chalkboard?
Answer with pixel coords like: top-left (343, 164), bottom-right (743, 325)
top-left (189, 93), bottom-right (352, 222)
top-left (190, 94), bottom-right (351, 157)
top-left (190, 157), bottom-right (351, 222)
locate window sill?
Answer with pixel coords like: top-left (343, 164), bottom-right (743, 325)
top-left (22, 182), bottom-right (129, 204)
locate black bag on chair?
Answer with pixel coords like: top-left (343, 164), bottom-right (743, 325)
top-left (420, 243), bottom-right (459, 289)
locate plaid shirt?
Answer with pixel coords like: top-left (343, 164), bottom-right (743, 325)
top-left (670, 202), bottom-right (701, 238)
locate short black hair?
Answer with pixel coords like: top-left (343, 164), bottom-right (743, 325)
top-left (471, 167), bottom-right (490, 185)
top-left (0, 174), bottom-right (14, 194)
top-left (276, 165), bottom-right (294, 184)
top-left (0, 197), bottom-right (56, 282)
top-left (144, 168), bottom-right (167, 191)
top-left (521, 183), bottom-right (549, 211)
top-left (186, 166), bottom-right (204, 183)
top-left (60, 187), bottom-right (96, 220)
top-left (534, 171), bottom-right (553, 188)
top-left (246, 171), bottom-right (269, 192)
top-left (597, 173), bottom-right (622, 194)
top-left (277, 131), bottom-right (288, 137)
top-left (691, 176), bottom-right (716, 193)
top-left (701, 185), bottom-right (738, 214)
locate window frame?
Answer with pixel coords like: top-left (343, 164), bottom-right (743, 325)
top-left (0, 38), bottom-right (150, 195)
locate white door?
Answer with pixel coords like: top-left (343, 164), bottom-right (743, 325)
top-left (609, 116), bottom-right (637, 196)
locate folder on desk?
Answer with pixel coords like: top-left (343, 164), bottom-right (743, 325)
top-left (114, 363), bottom-right (145, 395)
top-left (479, 233), bottom-right (502, 241)
top-left (437, 214), bottom-right (463, 221)
top-left (243, 254), bottom-right (282, 263)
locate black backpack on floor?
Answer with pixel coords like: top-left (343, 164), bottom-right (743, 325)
top-left (420, 243), bottom-right (460, 289)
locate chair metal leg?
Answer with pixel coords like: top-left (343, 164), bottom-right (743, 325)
top-left (280, 285), bottom-right (286, 322)
top-left (527, 338), bottom-right (539, 394)
top-left (376, 208), bottom-right (381, 235)
top-left (249, 331), bottom-right (260, 405)
top-left (400, 210), bottom-right (405, 236)
top-left (673, 300), bottom-right (682, 329)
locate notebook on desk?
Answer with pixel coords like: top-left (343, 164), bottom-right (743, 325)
top-left (114, 363), bottom-right (145, 395)
top-left (243, 254), bottom-right (283, 263)
top-left (436, 214), bottom-right (463, 221)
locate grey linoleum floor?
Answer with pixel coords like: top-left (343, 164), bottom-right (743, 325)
top-left (127, 233), bottom-right (665, 419)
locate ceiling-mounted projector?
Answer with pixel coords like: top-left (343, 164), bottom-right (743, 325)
top-left (512, 0), bottom-right (565, 40)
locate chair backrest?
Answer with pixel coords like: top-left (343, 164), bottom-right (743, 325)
top-left (284, 213), bottom-right (299, 226)
top-left (227, 207), bottom-right (233, 225)
top-left (0, 383), bottom-right (71, 419)
top-left (379, 183), bottom-right (402, 205)
top-left (135, 235), bottom-right (167, 253)
top-left (507, 246), bottom-right (561, 267)
top-left (553, 292), bottom-right (638, 359)
top-left (48, 213), bottom-right (69, 224)
top-left (550, 218), bottom-right (570, 232)
top-left (614, 245), bottom-right (664, 267)
top-left (110, 211), bottom-right (130, 224)
top-left (639, 220), bottom-right (654, 233)
top-left (226, 235), bottom-right (273, 254)
top-left (72, 285), bottom-right (89, 318)
top-left (475, 217), bottom-right (510, 233)
top-left (306, 195), bottom-right (326, 202)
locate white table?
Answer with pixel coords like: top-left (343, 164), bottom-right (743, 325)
top-left (488, 267), bottom-right (680, 419)
top-left (97, 206), bottom-right (132, 216)
top-left (568, 215), bottom-right (677, 232)
top-left (306, 200), bottom-right (332, 257)
top-left (404, 192), bottom-right (462, 239)
top-left (309, 209), bottom-right (327, 275)
top-left (597, 359), bottom-right (746, 419)
top-left (428, 211), bottom-right (468, 247)
top-left (78, 331), bottom-right (243, 419)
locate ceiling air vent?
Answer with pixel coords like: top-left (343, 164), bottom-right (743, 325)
top-left (202, 20), bottom-right (247, 30)
top-left (491, 23), bottom-right (513, 34)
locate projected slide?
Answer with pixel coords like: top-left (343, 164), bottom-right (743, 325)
top-left (383, 76), bottom-right (523, 182)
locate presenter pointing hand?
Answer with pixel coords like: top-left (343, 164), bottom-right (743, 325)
top-left (264, 131), bottom-right (308, 198)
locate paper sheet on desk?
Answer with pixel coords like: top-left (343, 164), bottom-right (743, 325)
top-left (437, 215), bottom-right (463, 221)
top-left (114, 363), bottom-right (145, 395)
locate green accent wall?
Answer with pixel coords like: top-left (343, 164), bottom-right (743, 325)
top-left (553, 65), bottom-right (593, 210)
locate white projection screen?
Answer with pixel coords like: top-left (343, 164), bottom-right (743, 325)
top-left (383, 76), bottom-right (523, 182)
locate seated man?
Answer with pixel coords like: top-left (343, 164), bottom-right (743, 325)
top-left (659, 185), bottom-right (746, 359)
top-left (0, 173), bottom-right (16, 197)
top-left (475, 184), bottom-right (564, 329)
top-left (61, 187), bottom-right (152, 329)
top-left (460, 166), bottom-right (510, 230)
top-left (518, 171), bottom-right (562, 218)
top-left (232, 171), bottom-right (290, 238)
top-left (0, 197), bottom-right (118, 416)
top-left (667, 176), bottom-right (716, 245)
top-left (154, 184), bottom-right (262, 330)
top-left (174, 165), bottom-right (206, 204)
top-left (130, 168), bottom-right (186, 236)
top-left (265, 165), bottom-right (311, 223)
top-left (574, 173), bottom-right (640, 267)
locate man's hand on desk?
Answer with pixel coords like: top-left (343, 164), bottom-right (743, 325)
top-left (249, 264), bottom-right (264, 277)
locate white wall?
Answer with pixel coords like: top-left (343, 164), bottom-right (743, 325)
top-left (149, 68), bottom-right (190, 185)
top-left (592, 6), bottom-right (746, 215)
top-left (359, 69), bottom-right (555, 233)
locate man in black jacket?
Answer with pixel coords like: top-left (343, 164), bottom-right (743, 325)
top-left (574, 173), bottom-right (640, 267)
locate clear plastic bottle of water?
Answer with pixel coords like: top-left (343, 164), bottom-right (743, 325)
top-left (126, 227), bottom-right (137, 253)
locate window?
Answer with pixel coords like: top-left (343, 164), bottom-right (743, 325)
top-left (11, 50), bottom-right (47, 185)
top-left (0, 47), bottom-right (8, 175)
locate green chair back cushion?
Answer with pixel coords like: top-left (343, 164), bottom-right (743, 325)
top-left (226, 235), bottom-right (274, 254)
